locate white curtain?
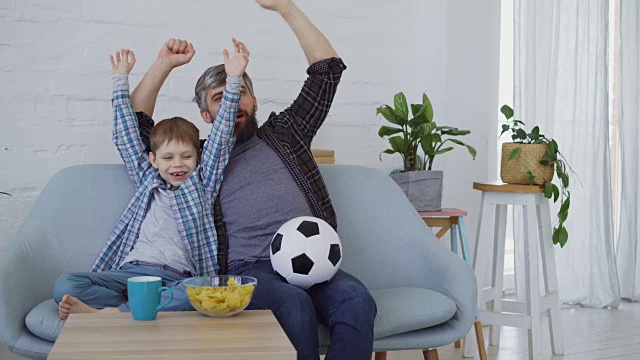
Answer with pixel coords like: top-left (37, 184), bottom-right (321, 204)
top-left (513, 0), bottom-right (620, 308)
top-left (616, 0), bottom-right (640, 301)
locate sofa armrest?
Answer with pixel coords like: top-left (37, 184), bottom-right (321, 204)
top-left (420, 239), bottom-right (477, 333)
top-left (0, 216), bottom-right (66, 348)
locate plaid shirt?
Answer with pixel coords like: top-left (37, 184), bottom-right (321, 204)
top-left (91, 74), bottom-right (240, 275)
top-left (138, 58), bottom-right (347, 274)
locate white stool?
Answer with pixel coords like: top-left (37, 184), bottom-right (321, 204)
top-left (463, 182), bottom-right (564, 359)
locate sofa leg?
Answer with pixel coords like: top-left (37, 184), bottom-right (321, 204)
top-left (423, 348), bottom-right (439, 360)
top-left (454, 339), bottom-right (462, 348)
top-left (374, 351), bottom-right (387, 360)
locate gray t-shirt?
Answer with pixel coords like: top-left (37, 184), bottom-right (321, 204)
top-left (221, 135), bottom-right (313, 268)
top-left (122, 188), bottom-right (196, 274)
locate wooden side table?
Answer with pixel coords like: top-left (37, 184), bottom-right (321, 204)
top-left (419, 208), bottom-right (487, 360)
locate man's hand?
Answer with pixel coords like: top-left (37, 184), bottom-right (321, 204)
top-left (223, 38), bottom-right (250, 78)
top-left (110, 49), bottom-right (136, 74)
top-left (256, 0), bottom-right (291, 12)
top-left (157, 38), bottom-right (195, 68)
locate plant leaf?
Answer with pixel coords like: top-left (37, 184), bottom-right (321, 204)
top-left (421, 133), bottom-right (434, 155)
top-left (561, 172), bottom-right (569, 188)
top-left (379, 149), bottom-right (396, 161)
top-left (423, 93), bottom-right (434, 121)
top-left (389, 136), bottom-right (407, 153)
top-left (394, 92), bottom-right (409, 120)
top-left (509, 147), bottom-right (520, 160)
top-left (376, 105), bottom-right (406, 126)
top-left (441, 129), bottom-right (471, 136)
top-left (531, 126), bottom-right (540, 140)
top-left (378, 126), bottom-right (403, 138)
top-left (500, 124), bottom-right (510, 137)
top-left (559, 196), bottom-right (570, 214)
top-left (525, 171), bottom-right (535, 185)
top-left (410, 104), bottom-right (422, 117)
top-left (448, 138), bottom-right (477, 159)
top-left (558, 226), bottom-right (569, 247)
top-left (552, 184), bottom-right (560, 202)
top-left (544, 182), bottom-right (553, 198)
top-left (500, 104), bottom-right (514, 120)
top-left (516, 128), bottom-right (527, 140)
top-left (434, 147), bottom-right (454, 155)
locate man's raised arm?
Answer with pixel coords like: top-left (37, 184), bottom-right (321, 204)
top-left (131, 39), bottom-right (196, 117)
top-left (257, 0), bottom-right (338, 64)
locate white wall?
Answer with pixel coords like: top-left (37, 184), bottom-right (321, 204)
top-left (0, 0), bottom-right (501, 252)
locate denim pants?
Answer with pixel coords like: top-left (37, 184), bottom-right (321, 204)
top-left (229, 259), bottom-right (377, 360)
top-left (52, 262), bottom-right (194, 312)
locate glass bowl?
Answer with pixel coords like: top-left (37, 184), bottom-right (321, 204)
top-left (184, 275), bottom-right (257, 317)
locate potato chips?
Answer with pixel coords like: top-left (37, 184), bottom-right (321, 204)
top-left (186, 277), bottom-right (255, 315)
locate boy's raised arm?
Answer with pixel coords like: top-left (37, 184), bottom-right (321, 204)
top-left (200, 39), bottom-right (250, 192)
top-left (110, 49), bottom-right (153, 187)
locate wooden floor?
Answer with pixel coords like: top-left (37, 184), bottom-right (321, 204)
top-left (2, 302), bottom-right (640, 360)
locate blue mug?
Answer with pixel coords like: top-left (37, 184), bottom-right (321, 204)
top-left (127, 276), bottom-right (173, 321)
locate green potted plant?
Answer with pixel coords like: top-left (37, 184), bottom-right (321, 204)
top-left (377, 92), bottom-right (476, 211)
top-left (499, 104), bottom-right (573, 247)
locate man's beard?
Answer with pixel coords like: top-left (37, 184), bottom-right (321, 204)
top-left (234, 110), bottom-right (258, 143)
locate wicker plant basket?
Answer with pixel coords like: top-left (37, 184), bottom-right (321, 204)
top-left (500, 143), bottom-right (554, 185)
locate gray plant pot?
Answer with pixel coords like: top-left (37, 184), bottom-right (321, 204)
top-left (391, 170), bottom-right (443, 212)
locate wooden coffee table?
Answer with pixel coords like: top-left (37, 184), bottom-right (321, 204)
top-left (48, 310), bottom-right (296, 359)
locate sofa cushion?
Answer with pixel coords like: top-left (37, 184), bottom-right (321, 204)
top-left (370, 287), bottom-right (457, 339)
top-left (25, 299), bottom-right (63, 342)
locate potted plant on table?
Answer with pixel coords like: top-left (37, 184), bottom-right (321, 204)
top-left (499, 104), bottom-right (574, 247)
top-left (377, 92), bottom-right (477, 211)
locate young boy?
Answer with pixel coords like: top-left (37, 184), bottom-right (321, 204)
top-left (53, 39), bottom-right (250, 319)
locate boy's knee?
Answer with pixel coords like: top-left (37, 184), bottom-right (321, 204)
top-left (52, 273), bottom-right (81, 303)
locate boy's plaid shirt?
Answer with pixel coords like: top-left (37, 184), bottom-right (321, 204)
top-left (137, 58), bottom-right (347, 274)
top-left (91, 74), bottom-right (240, 275)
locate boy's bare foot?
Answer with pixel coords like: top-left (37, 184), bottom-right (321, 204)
top-left (58, 294), bottom-right (98, 320)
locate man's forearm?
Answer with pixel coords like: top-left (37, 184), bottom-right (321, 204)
top-left (278, 2), bottom-right (338, 65)
top-left (130, 60), bottom-right (173, 117)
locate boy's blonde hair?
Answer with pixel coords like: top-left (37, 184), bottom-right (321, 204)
top-left (150, 117), bottom-right (200, 153)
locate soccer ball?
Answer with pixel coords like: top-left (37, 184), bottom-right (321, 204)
top-left (270, 216), bottom-right (342, 289)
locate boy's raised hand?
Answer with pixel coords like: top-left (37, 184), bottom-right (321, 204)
top-left (223, 38), bottom-right (250, 78)
top-left (158, 39), bottom-right (196, 68)
top-left (110, 49), bottom-right (136, 74)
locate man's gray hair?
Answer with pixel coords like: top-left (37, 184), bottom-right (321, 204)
top-left (193, 64), bottom-right (255, 111)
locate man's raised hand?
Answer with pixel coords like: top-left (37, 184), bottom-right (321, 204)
top-left (158, 38), bottom-right (196, 68)
top-left (223, 38), bottom-right (250, 78)
top-left (256, 0), bottom-right (291, 12)
top-left (110, 49), bottom-right (136, 74)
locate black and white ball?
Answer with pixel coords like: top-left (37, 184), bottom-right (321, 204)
top-left (270, 216), bottom-right (342, 289)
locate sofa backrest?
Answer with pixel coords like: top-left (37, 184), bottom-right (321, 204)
top-left (319, 165), bottom-right (443, 291)
top-left (28, 164), bottom-right (440, 288)
top-left (30, 164), bottom-right (136, 273)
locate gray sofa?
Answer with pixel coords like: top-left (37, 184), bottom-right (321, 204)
top-left (0, 164), bottom-right (476, 359)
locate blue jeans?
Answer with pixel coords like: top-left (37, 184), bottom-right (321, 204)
top-left (229, 260), bottom-right (376, 360)
top-left (53, 262), bottom-right (194, 312)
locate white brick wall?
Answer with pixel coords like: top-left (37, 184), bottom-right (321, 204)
top-left (0, 0), bottom-right (501, 251)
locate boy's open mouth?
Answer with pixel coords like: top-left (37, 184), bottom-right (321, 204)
top-left (170, 171), bottom-right (187, 178)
